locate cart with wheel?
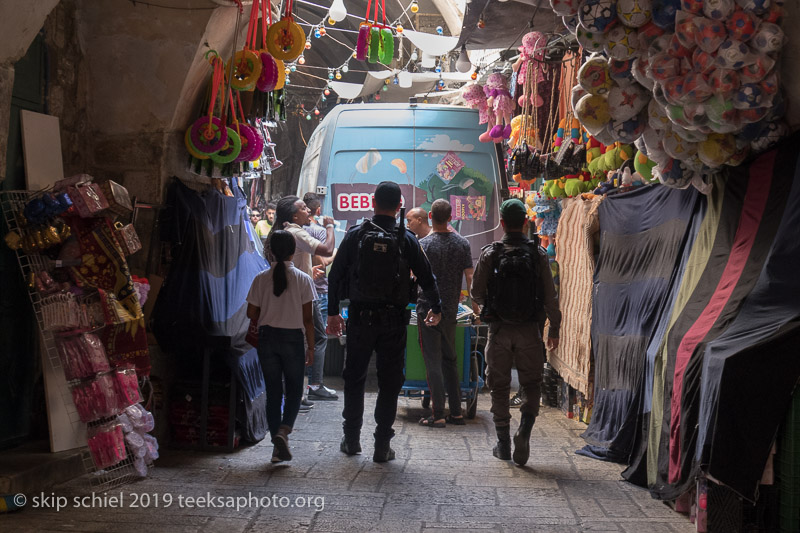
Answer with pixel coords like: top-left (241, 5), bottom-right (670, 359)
top-left (401, 319), bottom-right (485, 419)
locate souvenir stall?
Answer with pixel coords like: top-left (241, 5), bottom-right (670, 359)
top-left (456, 0), bottom-right (800, 527)
top-left (1, 176), bottom-right (158, 488)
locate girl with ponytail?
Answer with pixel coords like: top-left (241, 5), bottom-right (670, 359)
top-left (246, 230), bottom-right (316, 463)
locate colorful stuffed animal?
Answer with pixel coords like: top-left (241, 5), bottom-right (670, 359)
top-left (513, 32), bottom-right (547, 108)
top-left (485, 73), bottom-right (514, 139)
top-left (509, 115), bottom-right (539, 149)
top-left (462, 83), bottom-right (495, 143)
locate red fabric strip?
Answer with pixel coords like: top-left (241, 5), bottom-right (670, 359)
top-left (668, 149), bottom-right (777, 483)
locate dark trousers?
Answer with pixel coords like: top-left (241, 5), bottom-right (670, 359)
top-left (485, 321), bottom-right (544, 428)
top-left (258, 325), bottom-right (306, 438)
top-left (342, 311), bottom-right (407, 442)
top-left (418, 320), bottom-right (462, 419)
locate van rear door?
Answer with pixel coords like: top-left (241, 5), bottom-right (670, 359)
top-left (323, 108), bottom-right (420, 230)
top-left (413, 107), bottom-right (502, 261)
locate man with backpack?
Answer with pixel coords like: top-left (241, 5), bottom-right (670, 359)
top-left (471, 198), bottom-right (561, 466)
top-left (327, 181), bottom-right (443, 462)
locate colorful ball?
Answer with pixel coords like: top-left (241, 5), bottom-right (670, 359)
top-left (651, 0), bottom-right (680, 30)
top-left (739, 54), bottom-right (775, 83)
top-left (750, 120), bottom-right (786, 153)
top-left (608, 58), bottom-right (636, 85)
top-left (726, 9), bottom-right (758, 41)
top-left (637, 21), bottom-right (666, 50)
top-left (572, 85), bottom-right (590, 114)
top-left (684, 101), bottom-right (710, 128)
top-left (695, 18), bottom-right (728, 54)
top-left (697, 133), bottom-right (736, 167)
top-left (738, 106), bottom-right (769, 124)
top-left (716, 39), bottom-right (752, 69)
top-left (551, 0), bottom-right (580, 16)
top-left (579, 0), bottom-right (619, 33)
top-left (760, 72), bottom-right (779, 96)
top-left (632, 57), bottom-right (655, 89)
top-left (662, 128), bottom-right (698, 159)
top-left (576, 23), bottom-right (607, 52)
top-left (648, 53), bottom-right (679, 81)
top-left (648, 33), bottom-right (671, 56)
top-left (706, 94), bottom-right (738, 124)
top-left (683, 72), bottom-right (714, 102)
top-left (735, 0), bottom-right (771, 15)
top-left (708, 120), bottom-right (740, 134)
top-left (648, 98), bottom-right (671, 131)
top-left (575, 94), bottom-right (612, 135)
top-left (751, 22), bottom-right (784, 54)
top-left (608, 84), bottom-right (650, 121)
top-left (692, 49), bottom-right (717, 73)
top-left (673, 122), bottom-right (708, 143)
top-left (733, 83), bottom-right (766, 109)
top-left (668, 34), bottom-right (695, 58)
top-left (593, 124), bottom-right (618, 146)
top-left (662, 77), bottom-right (686, 106)
top-left (681, 0), bottom-right (703, 14)
top-left (605, 25), bottom-right (640, 59)
top-left (708, 68), bottom-right (740, 95)
top-left (652, 82), bottom-right (670, 107)
top-left (617, 0), bottom-right (652, 27)
top-left (674, 12), bottom-right (700, 49)
top-left (578, 55), bottom-right (614, 95)
top-left (563, 14), bottom-right (580, 32)
top-left (703, 0), bottom-right (734, 20)
top-left (611, 113), bottom-right (646, 143)
top-left (658, 158), bottom-right (694, 188)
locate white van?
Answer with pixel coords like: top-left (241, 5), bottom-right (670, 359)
top-left (296, 103), bottom-right (507, 261)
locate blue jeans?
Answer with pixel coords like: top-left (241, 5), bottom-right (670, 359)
top-left (307, 293), bottom-right (328, 385)
top-left (258, 325), bottom-right (306, 438)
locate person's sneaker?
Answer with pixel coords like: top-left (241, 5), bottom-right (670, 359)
top-left (509, 390), bottom-right (524, 408)
top-left (308, 385), bottom-right (338, 401)
top-left (299, 400), bottom-right (313, 413)
top-left (302, 398), bottom-right (315, 407)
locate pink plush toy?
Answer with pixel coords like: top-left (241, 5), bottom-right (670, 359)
top-left (485, 73), bottom-right (514, 140)
top-left (462, 83), bottom-right (496, 143)
top-left (513, 32), bottom-right (547, 107)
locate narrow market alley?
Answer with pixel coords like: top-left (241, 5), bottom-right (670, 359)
top-left (4, 378), bottom-right (694, 533)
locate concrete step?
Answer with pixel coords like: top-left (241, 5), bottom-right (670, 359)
top-left (0, 440), bottom-right (87, 495)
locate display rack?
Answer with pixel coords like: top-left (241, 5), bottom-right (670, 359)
top-left (1, 190), bottom-right (141, 489)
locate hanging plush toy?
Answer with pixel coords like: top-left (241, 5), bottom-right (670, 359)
top-left (485, 73), bottom-right (514, 139)
top-left (513, 32), bottom-right (547, 107)
top-left (462, 84), bottom-right (494, 143)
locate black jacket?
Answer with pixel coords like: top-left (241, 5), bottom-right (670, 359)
top-left (328, 214), bottom-right (442, 315)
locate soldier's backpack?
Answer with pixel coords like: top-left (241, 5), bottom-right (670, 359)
top-left (482, 241), bottom-right (541, 324)
top-left (350, 208), bottom-right (411, 306)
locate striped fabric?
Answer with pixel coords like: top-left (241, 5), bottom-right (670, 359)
top-left (579, 185), bottom-right (701, 462)
top-left (549, 195), bottom-right (602, 396)
top-left (640, 134), bottom-right (800, 501)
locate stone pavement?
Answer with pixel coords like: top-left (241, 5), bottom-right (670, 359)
top-left (5, 379), bottom-right (694, 533)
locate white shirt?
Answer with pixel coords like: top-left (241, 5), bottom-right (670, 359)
top-left (246, 262), bottom-right (317, 329)
top-left (283, 223), bottom-right (320, 278)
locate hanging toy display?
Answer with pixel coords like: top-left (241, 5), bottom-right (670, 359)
top-left (188, 52), bottom-right (229, 155)
top-left (461, 83), bottom-right (496, 143)
top-left (266, 0), bottom-right (305, 61)
top-left (223, 0), bottom-right (282, 92)
top-left (485, 73), bottom-right (514, 139)
top-left (357, 0), bottom-right (395, 64)
top-left (549, 0), bottom-right (789, 193)
top-left (512, 32), bottom-right (548, 108)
